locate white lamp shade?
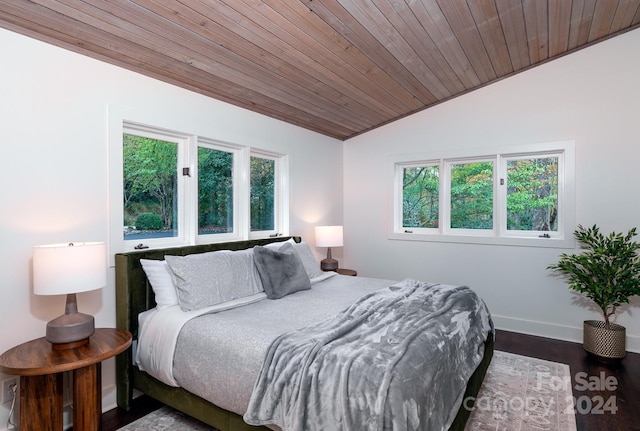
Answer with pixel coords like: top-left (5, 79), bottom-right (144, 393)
top-left (315, 226), bottom-right (344, 247)
top-left (33, 242), bottom-right (106, 296)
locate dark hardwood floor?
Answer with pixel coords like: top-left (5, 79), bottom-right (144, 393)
top-left (101, 329), bottom-right (640, 431)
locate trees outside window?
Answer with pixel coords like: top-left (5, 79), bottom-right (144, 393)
top-left (123, 133), bottom-right (179, 240)
top-left (449, 161), bottom-right (494, 230)
top-left (115, 123), bottom-right (287, 251)
top-left (506, 156), bottom-right (558, 232)
top-left (198, 146), bottom-right (233, 235)
top-left (394, 141), bottom-right (573, 247)
top-left (250, 156), bottom-right (276, 232)
top-left (402, 165), bottom-right (439, 229)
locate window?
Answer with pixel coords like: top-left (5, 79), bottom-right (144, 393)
top-left (250, 154), bottom-right (276, 233)
top-left (447, 159), bottom-right (494, 231)
top-left (123, 133), bottom-right (179, 240)
top-left (401, 164), bottom-right (439, 229)
top-left (392, 141), bottom-right (574, 247)
top-left (197, 142), bottom-right (235, 236)
top-left (110, 119), bottom-right (288, 253)
top-left (504, 155), bottom-right (558, 233)
top-left (121, 126), bottom-right (189, 248)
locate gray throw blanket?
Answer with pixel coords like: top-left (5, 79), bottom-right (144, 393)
top-left (243, 279), bottom-right (493, 431)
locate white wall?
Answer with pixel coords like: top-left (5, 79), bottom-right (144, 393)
top-left (0, 28), bottom-right (342, 428)
top-left (344, 28), bottom-right (640, 353)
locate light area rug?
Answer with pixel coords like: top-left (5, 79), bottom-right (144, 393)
top-left (464, 351), bottom-right (577, 431)
top-left (118, 351), bottom-right (576, 431)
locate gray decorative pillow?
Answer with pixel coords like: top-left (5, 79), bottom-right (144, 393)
top-left (165, 248), bottom-right (263, 311)
top-left (265, 239), bottom-right (323, 279)
top-left (253, 242), bottom-right (311, 299)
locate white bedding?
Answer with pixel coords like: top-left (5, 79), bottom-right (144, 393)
top-left (136, 271), bottom-right (338, 387)
top-left (136, 292), bottom-right (268, 386)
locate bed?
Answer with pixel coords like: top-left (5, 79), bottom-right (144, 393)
top-left (115, 236), bottom-right (494, 431)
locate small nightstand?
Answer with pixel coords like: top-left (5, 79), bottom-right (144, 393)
top-left (0, 328), bottom-right (132, 431)
top-left (336, 268), bottom-right (357, 276)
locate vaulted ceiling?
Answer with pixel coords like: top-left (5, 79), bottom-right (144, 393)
top-left (1, 1), bottom-right (639, 140)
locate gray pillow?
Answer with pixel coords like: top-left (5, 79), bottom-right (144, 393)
top-left (165, 248), bottom-right (263, 311)
top-left (253, 242), bottom-right (311, 299)
top-left (290, 240), bottom-right (323, 279)
top-left (264, 239), bottom-right (323, 279)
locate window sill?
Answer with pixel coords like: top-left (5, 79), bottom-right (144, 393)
top-left (388, 231), bottom-right (575, 249)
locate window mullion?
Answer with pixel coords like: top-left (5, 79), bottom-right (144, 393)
top-left (496, 155), bottom-right (506, 237)
top-left (237, 147), bottom-right (250, 239)
top-left (555, 151), bottom-right (565, 238)
top-left (183, 136), bottom-right (198, 244)
top-left (393, 163), bottom-right (403, 233)
top-left (442, 160), bottom-right (452, 235)
top-left (276, 155), bottom-right (290, 236)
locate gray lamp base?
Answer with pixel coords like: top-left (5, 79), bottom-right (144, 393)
top-left (320, 247), bottom-right (339, 271)
top-left (320, 258), bottom-right (338, 271)
top-left (46, 293), bottom-right (95, 350)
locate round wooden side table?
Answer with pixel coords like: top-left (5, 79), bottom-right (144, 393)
top-left (0, 328), bottom-right (132, 431)
top-left (336, 268), bottom-right (357, 276)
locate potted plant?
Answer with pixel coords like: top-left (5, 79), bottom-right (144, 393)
top-left (547, 224), bottom-right (640, 360)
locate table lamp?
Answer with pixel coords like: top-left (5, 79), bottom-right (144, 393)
top-left (315, 225), bottom-right (343, 271)
top-left (33, 242), bottom-right (106, 350)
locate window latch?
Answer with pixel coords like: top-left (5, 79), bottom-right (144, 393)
top-left (182, 167), bottom-right (191, 177)
top-left (134, 243), bottom-right (149, 249)
top-left (269, 233), bottom-right (282, 237)
top-left (539, 233), bottom-right (550, 238)
top-left (404, 229), bottom-right (413, 233)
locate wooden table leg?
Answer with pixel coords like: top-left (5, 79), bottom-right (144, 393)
top-left (20, 374), bottom-right (63, 431)
top-left (73, 363), bottom-right (102, 431)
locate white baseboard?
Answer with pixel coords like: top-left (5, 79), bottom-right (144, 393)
top-left (493, 314), bottom-right (640, 354)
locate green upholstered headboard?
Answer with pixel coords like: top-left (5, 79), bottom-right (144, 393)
top-left (115, 236), bottom-right (299, 339)
top-left (114, 235), bottom-right (299, 420)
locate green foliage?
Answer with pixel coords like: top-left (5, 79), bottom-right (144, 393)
top-left (135, 212), bottom-right (163, 230)
top-left (401, 156), bottom-right (558, 232)
top-left (402, 166), bottom-right (439, 228)
top-left (450, 161), bottom-right (493, 229)
top-left (547, 225), bottom-right (640, 328)
top-left (198, 147), bottom-right (234, 233)
top-left (507, 157), bottom-right (558, 231)
top-left (123, 134), bottom-right (177, 231)
top-left (250, 157), bottom-right (275, 231)
top-left (123, 134), bottom-right (278, 236)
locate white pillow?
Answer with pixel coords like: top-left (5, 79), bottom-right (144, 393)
top-left (264, 239), bottom-right (323, 279)
top-left (165, 248), bottom-right (263, 312)
top-left (291, 240), bottom-right (324, 279)
top-left (139, 259), bottom-right (179, 310)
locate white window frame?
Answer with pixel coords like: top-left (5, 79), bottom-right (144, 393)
top-left (195, 138), bottom-right (246, 244)
top-left (108, 108), bottom-right (289, 262)
top-left (389, 141), bottom-right (575, 248)
top-left (443, 156), bottom-right (497, 236)
top-left (248, 149), bottom-right (289, 239)
top-left (111, 122), bottom-right (195, 253)
top-left (497, 151), bottom-right (566, 240)
top-left (394, 161), bottom-right (441, 235)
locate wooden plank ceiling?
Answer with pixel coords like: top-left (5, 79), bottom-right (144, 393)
top-left (1, 1), bottom-right (639, 140)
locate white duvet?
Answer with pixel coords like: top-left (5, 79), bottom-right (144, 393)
top-left (136, 271), bottom-right (337, 387)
